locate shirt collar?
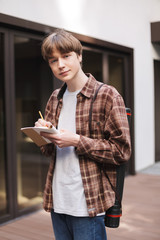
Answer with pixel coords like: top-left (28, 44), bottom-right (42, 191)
top-left (57, 73), bottom-right (97, 100)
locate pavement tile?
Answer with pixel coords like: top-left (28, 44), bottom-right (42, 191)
top-left (0, 173), bottom-right (160, 240)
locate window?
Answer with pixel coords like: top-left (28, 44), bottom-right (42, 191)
top-left (0, 29), bottom-right (54, 223)
top-left (108, 55), bottom-right (125, 97)
top-left (82, 48), bottom-right (128, 101)
top-left (14, 35), bottom-right (53, 210)
top-left (83, 49), bottom-right (103, 81)
top-left (0, 33), bottom-right (8, 217)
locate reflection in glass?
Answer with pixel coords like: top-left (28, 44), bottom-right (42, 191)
top-left (14, 36), bottom-right (53, 210)
top-left (82, 50), bottom-right (103, 82)
top-left (108, 55), bottom-right (124, 98)
top-left (0, 33), bottom-right (8, 216)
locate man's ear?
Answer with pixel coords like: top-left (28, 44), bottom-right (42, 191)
top-left (78, 54), bottom-right (82, 63)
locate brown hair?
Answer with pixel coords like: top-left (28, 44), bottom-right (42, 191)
top-left (41, 29), bottom-right (83, 61)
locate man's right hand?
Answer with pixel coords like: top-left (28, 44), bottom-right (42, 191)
top-left (34, 119), bottom-right (52, 128)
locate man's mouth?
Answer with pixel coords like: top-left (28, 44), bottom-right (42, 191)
top-left (59, 70), bottom-right (70, 76)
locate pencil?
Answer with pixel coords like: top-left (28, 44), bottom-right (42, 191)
top-left (39, 111), bottom-right (44, 120)
top-left (38, 111), bottom-right (53, 129)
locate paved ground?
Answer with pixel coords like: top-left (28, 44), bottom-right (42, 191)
top-left (140, 161), bottom-right (160, 175)
top-left (107, 173), bottom-right (160, 240)
top-left (0, 163), bottom-right (160, 240)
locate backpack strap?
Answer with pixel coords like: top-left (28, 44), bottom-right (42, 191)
top-left (89, 84), bottom-right (104, 134)
top-left (88, 83), bottom-right (122, 207)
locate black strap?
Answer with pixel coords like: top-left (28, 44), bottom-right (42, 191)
top-left (89, 83), bottom-right (121, 207)
top-left (103, 168), bottom-right (121, 206)
top-left (89, 84), bottom-right (104, 134)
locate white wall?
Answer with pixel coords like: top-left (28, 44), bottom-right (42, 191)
top-left (1, 0), bottom-right (160, 171)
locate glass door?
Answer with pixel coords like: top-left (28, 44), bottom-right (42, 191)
top-left (108, 54), bottom-right (125, 99)
top-left (82, 48), bottom-right (127, 102)
top-left (81, 47), bottom-right (131, 174)
top-left (0, 29), bottom-right (54, 224)
top-left (0, 33), bottom-right (8, 218)
top-left (154, 60), bottom-right (160, 162)
top-left (14, 34), bottom-right (53, 211)
top-left (82, 49), bottom-right (103, 81)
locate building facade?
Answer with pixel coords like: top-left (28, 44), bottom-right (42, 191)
top-left (0, 0), bottom-right (160, 224)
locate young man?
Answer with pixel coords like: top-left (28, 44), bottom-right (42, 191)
top-left (35, 29), bottom-right (131, 240)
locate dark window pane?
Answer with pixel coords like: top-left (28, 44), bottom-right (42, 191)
top-left (108, 55), bottom-right (124, 98)
top-left (14, 36), bottom-right (53, 210)
top-left (82, 50), bottom-right (103, 82)
top-left (0, 33), bottom-right (8, 216)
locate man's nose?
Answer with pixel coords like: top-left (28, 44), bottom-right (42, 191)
top-left (58, 58), bottom-right (65, 68)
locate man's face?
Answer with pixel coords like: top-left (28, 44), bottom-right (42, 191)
top-left (48, 50), bottom-right (82, 84)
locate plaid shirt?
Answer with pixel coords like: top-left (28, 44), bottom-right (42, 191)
top-left (41, 74), bottom-right (131, 217)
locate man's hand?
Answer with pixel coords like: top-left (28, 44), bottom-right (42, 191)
top-left (40, 129), bottom-right (80, 148)
top-left (34, 119), bottom-right (52, 128)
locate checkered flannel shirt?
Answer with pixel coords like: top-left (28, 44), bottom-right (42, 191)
top-left (41, 74), bottom-right (131, 217)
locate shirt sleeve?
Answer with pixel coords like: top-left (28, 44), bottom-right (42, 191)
top-left (75, 95), bottom-right (131, 165)
top-left (40, 143), bottom-right (55, 157)
top-left (39, 91), bottom-right (57, 157)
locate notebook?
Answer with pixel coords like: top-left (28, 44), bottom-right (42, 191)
top-left (21, 126), bottom-right (59, 146)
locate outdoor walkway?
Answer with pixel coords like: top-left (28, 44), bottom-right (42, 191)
top-left (1, 165), bottom-right (160, 240)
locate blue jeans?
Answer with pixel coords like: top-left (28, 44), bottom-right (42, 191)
top-left (51, 210), bottom-right (107, 240)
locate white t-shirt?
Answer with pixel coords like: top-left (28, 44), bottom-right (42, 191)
top-left (52, 88), bottom-right (89, 216)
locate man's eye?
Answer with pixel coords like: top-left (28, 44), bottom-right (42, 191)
top-left (50, 59), bottom-right (57, 63)
top-left (64, 54), bottom-right (70, 58)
